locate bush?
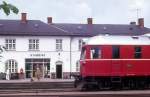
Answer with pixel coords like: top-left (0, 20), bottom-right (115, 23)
top-left (11, 73), bottom-right (19, 80)
top-left (0, 72), bottom-right (6, 80)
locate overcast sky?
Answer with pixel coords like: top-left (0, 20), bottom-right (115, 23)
top-left (0, 0), bottom-right (150, 27)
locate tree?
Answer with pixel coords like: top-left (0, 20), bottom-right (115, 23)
top-left (0, 46), bottom-right (6, 62)
top-left (0, 1), bottom-right (19, 15)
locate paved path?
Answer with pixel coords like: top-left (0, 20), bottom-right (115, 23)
top-left (0, 78), bottom-right (74, 83)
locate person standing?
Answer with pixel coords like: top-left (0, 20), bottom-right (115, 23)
top-left (36, 67), bottom-right (41, 81)
top-left (6, 69), bottom-right (10, 80)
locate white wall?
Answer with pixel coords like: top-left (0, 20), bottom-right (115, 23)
top-left (0, 36), bottom-right (89, 76)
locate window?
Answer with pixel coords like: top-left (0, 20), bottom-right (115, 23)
top-left (76, 61), bottom-right (80, 72)
top-left (78, 39), bottom-right (83, 51)
top-left (90, 47), bottom-right (101, 59)
top-left (80, 47), bottom-right (86, 60)
top-left (5, 59), bottom-right (18, 73)
top-left (5, 39), bottom-right (16, 50)
top-left (29, 39), bottom-right (39, 50)
top-left (134, 46), bottom-right (141, 58)
top-left (112, 46), bottom-right (120, 58)
top-left (56, 39), bottom-right (62, 51)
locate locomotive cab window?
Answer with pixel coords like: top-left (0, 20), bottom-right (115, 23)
top-left (80, 47), bottom-right (86, 60)
top-left (134, 46), bottom-right (141, 58)
top-left (112, 46), bottom-right (120, 59)
top-left (90, 47), bottom-right (101, 59)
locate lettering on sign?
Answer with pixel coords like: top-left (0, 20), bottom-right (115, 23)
top-left (30, 54), bottom-right (45, 57)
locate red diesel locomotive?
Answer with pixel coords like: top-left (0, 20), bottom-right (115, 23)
top-left (74, 35), bottom-right (150, 90)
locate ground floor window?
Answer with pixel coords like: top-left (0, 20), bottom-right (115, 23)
top-left (25, 58), bottom-right (50, 78)
top-left (76, 61), bottom-right (80, 72)
top-left (5, 59), bottom-right (18, 73)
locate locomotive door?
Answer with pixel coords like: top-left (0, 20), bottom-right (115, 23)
top-left (111, 61), bottom-right (122, 76)
top-left (111, 46), bottom-right (122, 76)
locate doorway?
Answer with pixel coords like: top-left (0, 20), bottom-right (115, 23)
top-left (32, 63), bottom-right (43, 78)
top-left (25, 58), bottom-right (50, 78)
top-left (56, 64), bottom-right (62, 79)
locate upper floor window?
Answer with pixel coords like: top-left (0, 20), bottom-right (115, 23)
top-left (78, 39), bottom-right (83, 51)
top-left (56, 39), bottom-right (62, 51)
top-left (5, 39), bottom-right (16, 50)
top-left (112, 46), bottom-right (120, 59)
top-left (134, 46), bottom-right (141, 58)
top-left (29, 39), bottom-right (39, 50)
top-left (90, 47), bottom-right (101, 59)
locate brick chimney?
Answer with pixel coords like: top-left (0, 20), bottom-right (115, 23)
top-left (138, 18), bottom-right (144, 28)
top-left (47, 17), bottom-right (52, 24)
top-left (21, 13), bottom-right (27, 23)
top-left (87, 18), bottom-right (93, 24)
top-left (130, 21), bottom-right (136, 25)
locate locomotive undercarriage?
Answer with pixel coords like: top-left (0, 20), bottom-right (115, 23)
top-left (74, 76), bottom-right (150, 91)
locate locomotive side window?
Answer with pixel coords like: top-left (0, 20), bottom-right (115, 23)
top-left (81, 47), bottom-right (86, 60)
top-left (112, 46), bottom-right (120, 59)
top-left (134, 46), bottom-right (141, 58)
top-left (90, 47), bottom-right (101, 59)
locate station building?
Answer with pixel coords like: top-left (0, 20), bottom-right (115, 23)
top-left (0, 13), bottom-right (149, 79)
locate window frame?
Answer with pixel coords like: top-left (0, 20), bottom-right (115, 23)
top-left (78, 39), bottom-right (83, 51)
top-left (112, 45), bottom-right (120, 59)
top-left (56, 39), bottom-right (63, 51)
top-left (90, 46), bottom-right (101, 59)
top-left (80, 47), bottom-right (86, 60)
top-left (5, 59), bottom-right (18, 73)
top-left (28, 39), bottom-right (39, 51)
top-left (76, 60), bottom-right (80, 72)
top-left (5, 39), bottom-right (16, 51)
top-left (134, 46), bottom-right (142, 58)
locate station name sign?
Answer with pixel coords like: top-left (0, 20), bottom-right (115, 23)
top-left (30, 54), bottom-right (45, 57)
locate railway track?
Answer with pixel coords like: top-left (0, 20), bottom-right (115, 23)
top-left (1, 80), bottom-right (150, 97)
top-left (0, 90), bottom-right (150, 97)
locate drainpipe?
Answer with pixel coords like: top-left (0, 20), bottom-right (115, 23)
top-left (70, 37), bottom-right (73, 79)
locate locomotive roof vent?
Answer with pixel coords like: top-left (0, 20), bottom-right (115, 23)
top-left (132, 36), bottom-right (139, 39)
top-left (34, 24), bottom-right (39, 28)
top-left (103, 26), bottom-right (107, 30)
top-left (77, 26), bottom-right (82, 30)
top-left (0, 24), bottom-right (4, 27)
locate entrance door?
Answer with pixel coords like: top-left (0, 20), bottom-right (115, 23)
top-left (56, 65), bottom-right (62, 79)
top-left (25, 58), bottom-right (50, 78)
top-left (32, 63), bottom-right (43, 78)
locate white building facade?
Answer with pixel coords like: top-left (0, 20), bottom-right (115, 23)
top-left (0, 35), bottom-right (86, 79)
